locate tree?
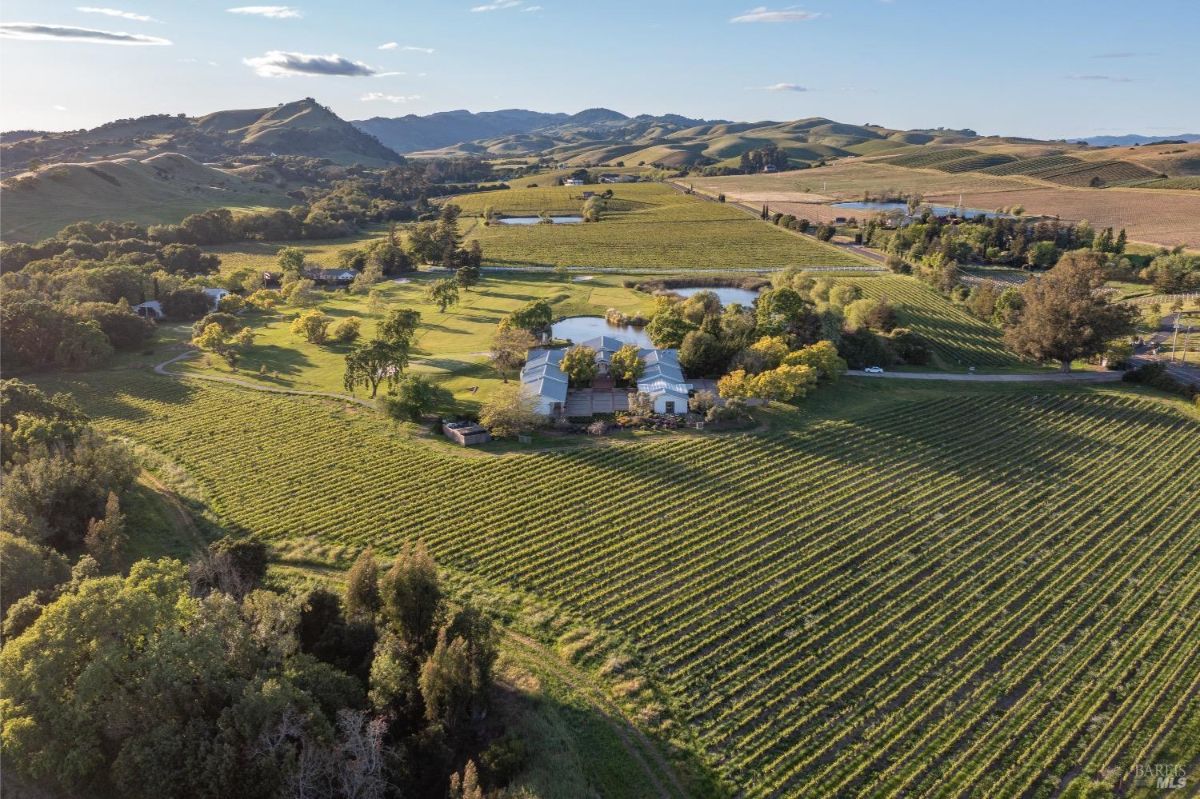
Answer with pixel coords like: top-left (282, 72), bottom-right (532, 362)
top-left (350, 260), bottom-right (384, 294)
top-left (380, 541), bottom-right (442, 653)
top-left (385, 375), bottom-right (451, 422)
top-left (717, 369), bottom-right (753, 399)
top-left (193, 322), bottom-right (254, 366)
top-left (344, 339), bottom-right (408, 398)
top-left (750, 364), bottom-right (817, 402)
top-left (560, 345), bottom-right (598, 386)
top-left (1003, 251), bottom-right (1138, 371)
top-left (609, 343), bottom-right (645, 385)
top-left (0, 530), bottom-right (69, 619)
top-left (448, 760), bottom-right (484, 799)
top-left (479, 384), bottom-right (541, 438)
top-left (291, 310), bottom-right (334, 344)
top-left (84, 491), bottom-right (126, 571)
top-left (426, 279), bottom-right (460, 313)
top-left (377, 308), bottom-right (421, 347)
top-left (1026, 240), bottom-right (1059, 269)
top-left (582, 196), bottom-right (603, 222)
top-left (161, 288), bottom-right (211, 321)
top-left (489, 326), bottom-right (536, 382)
top-left (283, 278), bottom-right (319, 307)
top-left (456, 261), bottom-right (481, 291)
top-left (645, 300), bottom-right (695, 348)
top-left (782, 340), bottom-right (846, 381)
top-left (678, 330), bottom-right (725, 376)
top-left (845, 298), bottom-right (898, 332)
top-left (277, 246), bottom-right (306, 276)
top-left (506, 299), bottom-right (552, 336)
top-left (748, 335), bottom-right (791, 370)
top-left (345, 548), bottom-right (381, 619)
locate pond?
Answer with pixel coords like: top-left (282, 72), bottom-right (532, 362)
top-left (551, 316), bottom-right (655, 348)
top-left (672, 286), bottom-right (762, 306)
top-left (496, 215), bottom-right (584, 225)
top-left (831, 201), bottom-right (1010, 219)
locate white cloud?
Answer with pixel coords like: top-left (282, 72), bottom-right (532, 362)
top-left (1066, 74), bottom-right (1133, 83)
top-left (361, 92), bottom-right (421, 103)
top-left (524, 5), bottom-right (543, 10)
top-left (378, 42), bottom-right (435, 53)
top-left (472, 0), bottom-right (523, 11)
top-left (53, 104), bottom-right (69, 111)
top-left (731, 6), bottom-right (822, 23)
top-left (227, 6), bottom-right (303, 19)
top-left (0, 21), bottom-right (171, 45)
top-left (244, 50), bottom-right (380, 77)
top-left (76, 7), bottom-right (158, 23)
top-left (762, 82), bottom-right (807, 92)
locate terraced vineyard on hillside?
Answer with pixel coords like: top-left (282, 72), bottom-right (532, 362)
top-left (50, 370), bottom-right (1200, 798)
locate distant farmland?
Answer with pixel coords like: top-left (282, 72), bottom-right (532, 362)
top-left (696, 160), bottom-right (1200, 249)
top-left (452, 183), bottom-right (873, 270)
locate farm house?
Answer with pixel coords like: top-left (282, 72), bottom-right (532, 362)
top-left (520, 336), bottom-right (692, 416)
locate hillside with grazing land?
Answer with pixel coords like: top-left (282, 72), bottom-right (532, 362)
top-left (1, 98), bottom-right (401, 177)
top-left (0, 153), bottom-right (293, 241)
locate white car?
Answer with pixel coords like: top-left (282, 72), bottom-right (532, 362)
top-left (863, 366), bottom-right (885, 374)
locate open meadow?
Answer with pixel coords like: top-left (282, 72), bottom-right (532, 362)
top-left (451, 183), bottom-right (872, 270)
top-left (39, 367), bottom-right (1200, 799)
top-left (694, 161), bottom-right (1200, 249)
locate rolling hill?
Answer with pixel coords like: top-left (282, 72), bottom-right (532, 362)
top-left (0, 98), bottom-right (401, 177)
top-left (0, 153), bottom-right (292, 241)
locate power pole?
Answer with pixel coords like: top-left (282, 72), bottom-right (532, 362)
top-left (1170, 318), bottom-right (1181, 363)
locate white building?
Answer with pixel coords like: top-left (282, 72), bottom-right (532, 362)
top-left (520, 336), bottom-right (692, 416)
top-left (203, 287), bottom-right (230, 310)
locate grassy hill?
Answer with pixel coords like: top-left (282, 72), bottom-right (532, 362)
top-left (0, 153), bottom-right (292, 241)
top-left (1, 98), bottom-right (401, 177)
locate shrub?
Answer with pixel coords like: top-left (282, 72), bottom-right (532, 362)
top-left (328, 317), bottom-right (361, 345)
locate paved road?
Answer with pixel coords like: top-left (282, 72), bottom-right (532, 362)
top-left (846, 369), bottom-right (1124, 383)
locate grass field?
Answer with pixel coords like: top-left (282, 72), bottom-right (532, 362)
top-left (451, 183), bottom-right (872, 270)
top-left (41, 369), bottom-right (1200, 798)
top-left (174, 268), bottom-right (1031, 407)
top-left (694, 161), bottom-right (1200, 249)
top-left (177, 272), bottom-right (656, 411)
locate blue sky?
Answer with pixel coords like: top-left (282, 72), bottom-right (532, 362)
top-left (2, 0), bottom-right (1198, 138)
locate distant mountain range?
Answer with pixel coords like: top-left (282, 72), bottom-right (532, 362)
top-left (353, 107), bottom-right (988, 168)
top-left (1069, 133), bottom-right (1200, 147)
top-left (1, 98), bottom-right (400, 177)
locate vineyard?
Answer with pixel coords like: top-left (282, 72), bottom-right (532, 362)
top-left (44, 369), bottom-right (1200, 798)
top-left (843, 275), bottom-right (1023, 368)
top-left (452, 183), bottom-right (870, 270)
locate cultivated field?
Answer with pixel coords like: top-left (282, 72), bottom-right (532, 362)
top-left (47, 371), bottom-right (1200, 798)
top-left (695, 161), bottom-right (1200, 249)
top-left (452, 183), bottom-right (872, 270)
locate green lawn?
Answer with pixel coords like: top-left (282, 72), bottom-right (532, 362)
top-left (451, 183), bottom-right (872, 270)
top-left (181, 271), bottom-right (655, 412)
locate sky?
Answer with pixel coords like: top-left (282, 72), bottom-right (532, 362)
top-left (2, 0), bottom-right (1198, 139)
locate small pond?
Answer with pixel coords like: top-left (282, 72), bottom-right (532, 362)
top-left (496, 215), bottom-right (584, 225)
top-left (831, 201), bottom-right (1010, 219)
top-left (672, 286), bottom-right (762, 306)
top-left (552, 316), bottom-right (655, 348)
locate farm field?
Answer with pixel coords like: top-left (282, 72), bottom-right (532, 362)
top-left (451, 183), bottom-right (872, 270)
top-left (694, 161), bottom-right (1200, 249)
top-left (41, 369), bottom-right (1200, 798)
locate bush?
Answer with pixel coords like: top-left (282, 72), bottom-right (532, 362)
top-left (1123, 362), bottom-right (1198, 398)
top-left (328, 317), bottom-right (361, 344)
top-left (161, 288), bottom-right (211, 321)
